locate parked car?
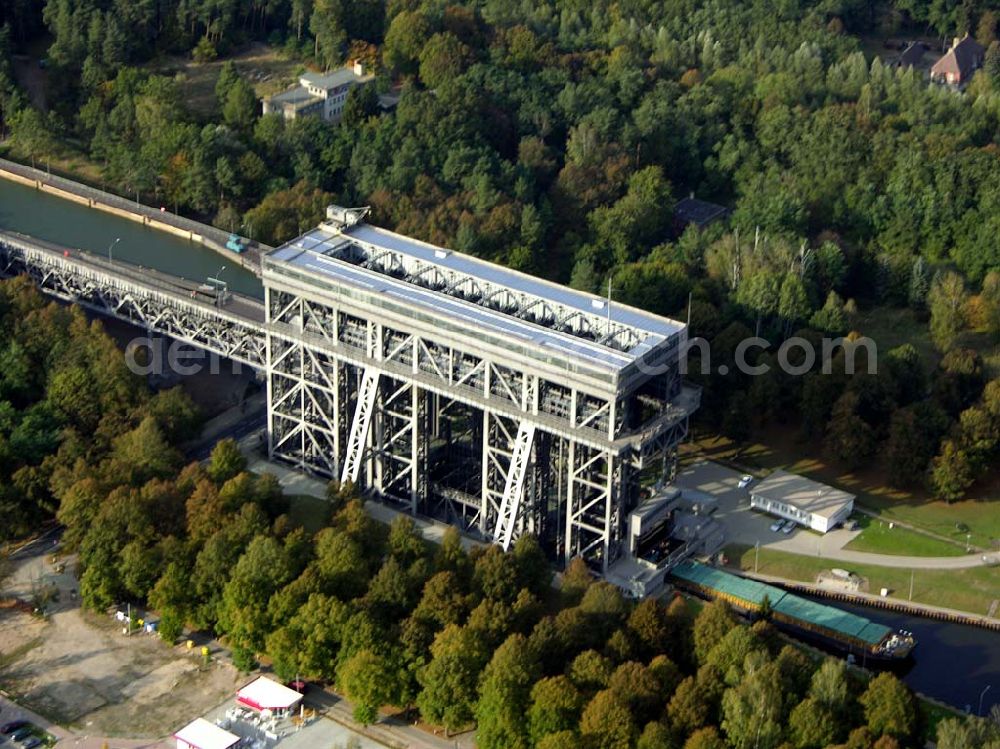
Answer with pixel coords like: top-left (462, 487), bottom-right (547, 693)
top-left (769, 519), bottom-right (784, 532)
top-left (782, 520), bottom-right (797, 534)
top-left (738, 474), bottom-right (754, 489)
top-left (1, 723), bottom-right (29, 735)
top-left (7, 729), bottom-right (32, 743)
top-left (21, 737), bottom-right (42, 749)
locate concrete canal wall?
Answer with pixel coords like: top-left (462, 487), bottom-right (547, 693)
top-left (738, 568), bottom-right (1000, 632)
top-left (0, 157), bottom-right (268, 275)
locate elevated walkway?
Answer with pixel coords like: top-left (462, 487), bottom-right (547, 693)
top-left (0, 230), bottom-right (266, 367)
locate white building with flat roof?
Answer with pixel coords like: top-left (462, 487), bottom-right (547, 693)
top-left (750, 470), bottom-right (854, 533)
top-left (263, 61), bottom-right (374, 122)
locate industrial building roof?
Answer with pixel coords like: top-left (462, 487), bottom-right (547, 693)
top-left (266, 218), bottom-right (685, 375)
top-left (669, 561), bottom-right (891, 646)
top-left (751, 471), bottom-right (854, 519)
top-left (173, 718), bottom-right (240, 749)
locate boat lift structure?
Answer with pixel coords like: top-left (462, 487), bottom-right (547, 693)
top-left (0, 209), bottom-right (699, 572)
top-left (262, 207), bottom-right (700, 570)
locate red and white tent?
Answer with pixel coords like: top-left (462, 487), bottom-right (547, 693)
top-left (174, 718), bottom-right (240, 749)
top-left (236, 676), bottom-right (304, 714)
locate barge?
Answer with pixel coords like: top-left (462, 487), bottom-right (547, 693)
top-left (670, 561), bottom-right (916, 663)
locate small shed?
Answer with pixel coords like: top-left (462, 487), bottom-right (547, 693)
top-left (174, 718), bottom-right (239, 749)
top-left (673, 196), bottom-right (730, 232)
top-left (236, 676), bottom-right (304, 716)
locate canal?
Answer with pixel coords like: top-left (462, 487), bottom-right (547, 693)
top-left (0, 176), bottom-right (263, 298)
top-left (800, 595), bottom-right (1000, 715)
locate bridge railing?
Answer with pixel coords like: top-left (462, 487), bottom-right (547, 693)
top-left (0, 229), bottom-right (264, 319)
top-left (0, 231), bottom-right (267, 367)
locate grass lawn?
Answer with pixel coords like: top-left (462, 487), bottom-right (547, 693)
top-left (725, 543), bottom-right (1000, 616)
top-left (149, 43), bottom-right (304, 120)
top-left (844, 515), bottom-right (966, 557)
top-left (860, 484), bottom-right (1000, 552)
top-left (849, 305), bottom-right (939, 368)
top-left (685, 431), bottom-right (1000, 549)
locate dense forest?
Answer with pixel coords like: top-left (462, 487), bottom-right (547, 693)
top-left (51, 427), bottom-right (1000, 749)
top-left (0, 0), bottom-right (999, 499)
top-left (0, 276), bottom-right (201, 539)
top-left (0, 275), bottom-right (992, 749)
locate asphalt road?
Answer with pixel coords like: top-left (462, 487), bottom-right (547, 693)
top-left (674, 460), bottom-right (997, 569)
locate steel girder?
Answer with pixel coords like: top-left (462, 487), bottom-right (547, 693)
top-left (0, 240), bottom-right (265, 367)
top-left (342, 368), bottom-right (380, 484)
top-left (262, 282), bottom-right (694, 569)
top-left (266, 335), bottom-right (343, 477)
top-left (493, 421), bottom-right (536, 550)
top-left (565, 442), bottom-right (623, 573)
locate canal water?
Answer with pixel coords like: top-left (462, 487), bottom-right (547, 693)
top-left (0, 177), bottom-right (262, 298)
top-left (800, 594), bottom-right (1000, 714)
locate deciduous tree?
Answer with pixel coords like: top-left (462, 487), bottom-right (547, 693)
top-left (859, 673), bottom-right (917, 742)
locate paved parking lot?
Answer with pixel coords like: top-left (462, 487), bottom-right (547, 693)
top-left (673, 460), bottom-right (862, 556)
top-left (270, 717), bottom-right (385, 749)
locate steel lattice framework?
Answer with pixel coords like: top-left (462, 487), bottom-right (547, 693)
top-left (0, 232), bottom-right (267, 368)
top-left (0, 219), bottom-right (699, 573)
top-left (264, 209), bottom-right (701, 571)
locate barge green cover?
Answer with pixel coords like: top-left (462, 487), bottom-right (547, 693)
top-left (670, 560), bottom-right (891, 646)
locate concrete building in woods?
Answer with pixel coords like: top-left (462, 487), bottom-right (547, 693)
top-left (263, 61), bottom-right (374, 122)
top-left (750, 470), bottom-right (855, 533)
top-left (931, 34), bottom-right (986, 85)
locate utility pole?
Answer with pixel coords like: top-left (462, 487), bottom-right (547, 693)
top-left (909, 569), bottom-right (914, 601)
top-left (754, 540), bottom-right (759, 574)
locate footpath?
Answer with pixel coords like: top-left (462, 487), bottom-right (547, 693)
top-left (734, 568), bottom-right (1000, 631)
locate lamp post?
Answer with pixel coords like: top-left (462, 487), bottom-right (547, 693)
top-left (214, 266), bottom-right (226, 307)
top-left (980, 684), bottom-right (992, 716)
top-left (107, 237), bottom-right (121, 262)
